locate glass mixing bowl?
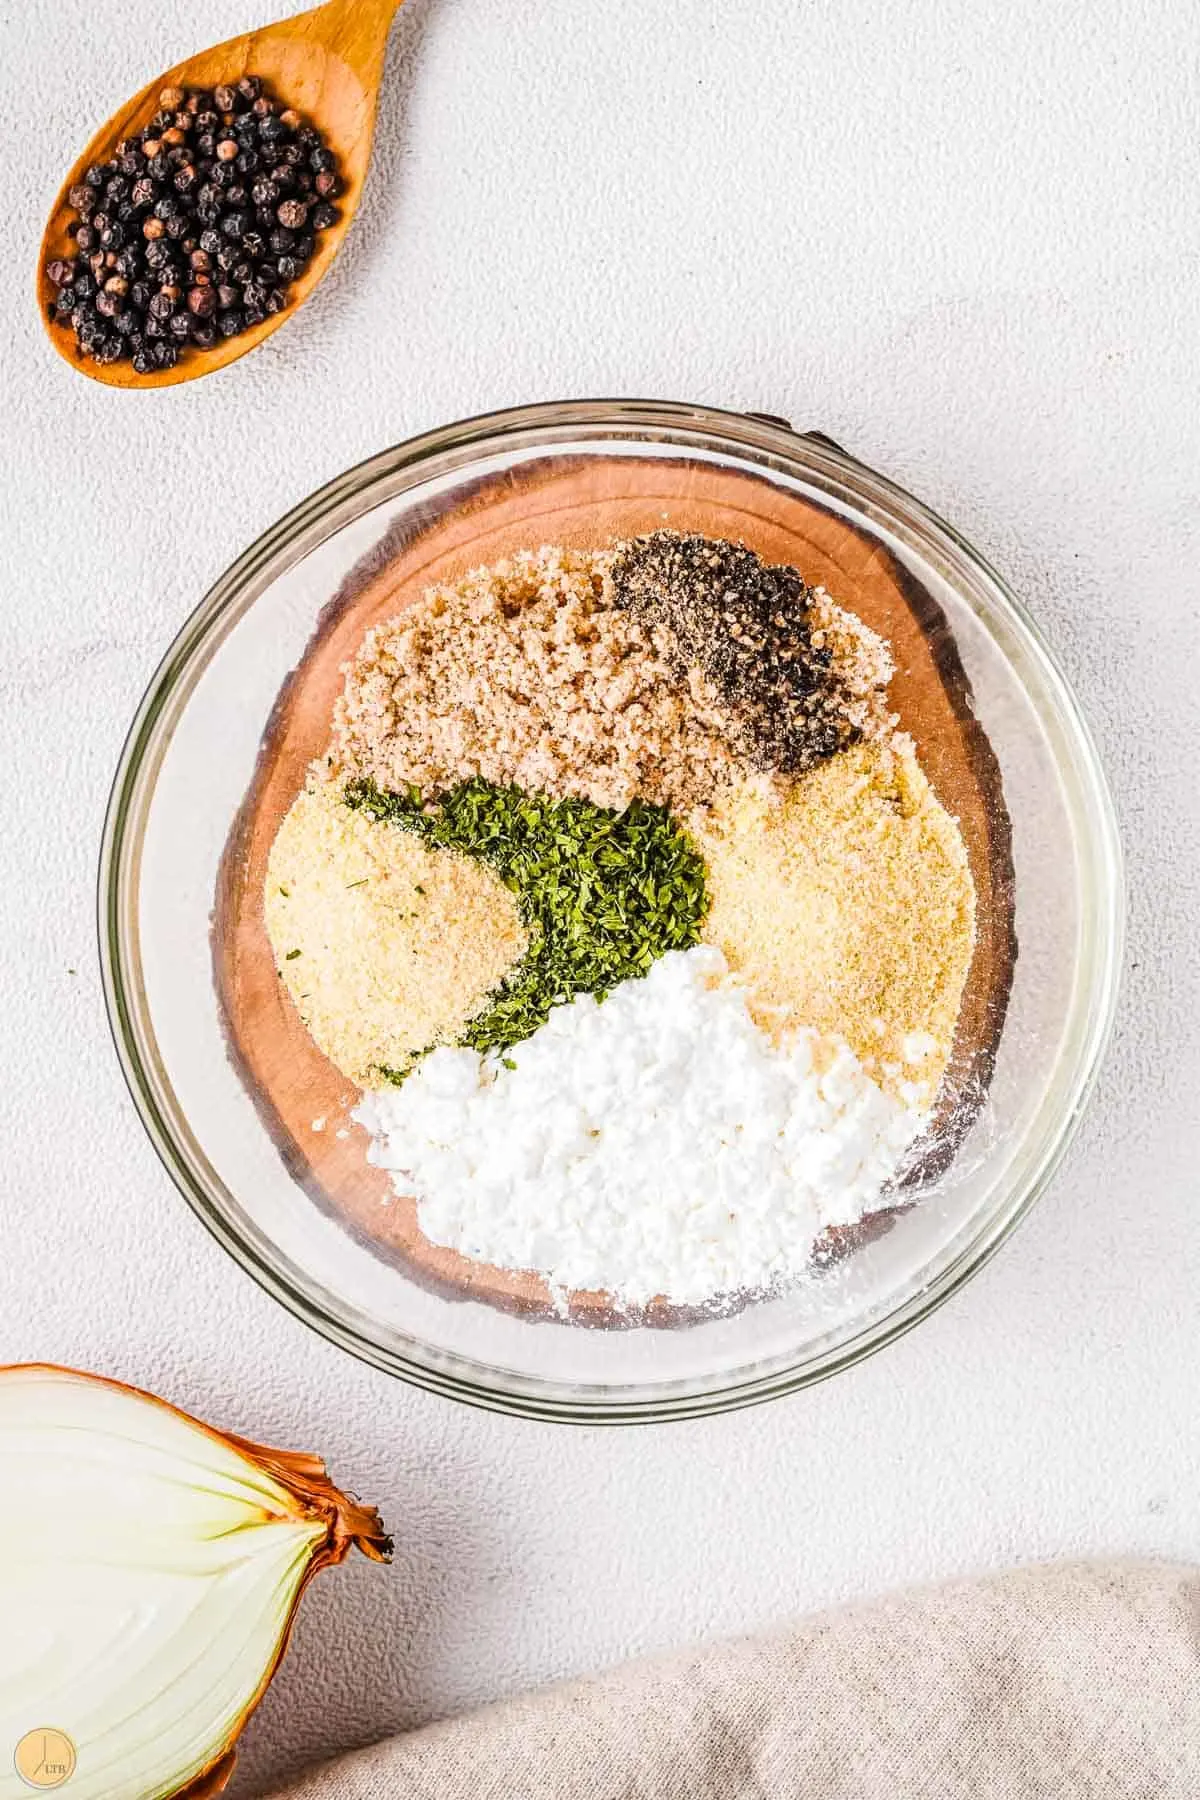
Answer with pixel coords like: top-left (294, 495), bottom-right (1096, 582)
top-left (100, 401), bottom-right (1122, 1422)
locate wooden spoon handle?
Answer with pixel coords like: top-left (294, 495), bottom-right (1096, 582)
top-left (301, 0), bottom-right (407, 86)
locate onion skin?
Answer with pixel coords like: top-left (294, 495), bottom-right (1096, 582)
top-left (1, 1363), bottom-right (391, 1800)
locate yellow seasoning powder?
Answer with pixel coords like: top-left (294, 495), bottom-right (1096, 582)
top-left (695, 740), bottom-right (977, 1105)
top-left (264, 781), bottom-right (527, 1087)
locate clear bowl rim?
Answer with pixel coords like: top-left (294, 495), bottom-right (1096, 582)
top-left (98, 397), bottom-right (1125, 1424)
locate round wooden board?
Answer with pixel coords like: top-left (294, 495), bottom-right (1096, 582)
top-left (214, 453), bottom-right (1016, 1327)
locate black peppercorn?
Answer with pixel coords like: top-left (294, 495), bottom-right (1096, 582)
top-left (54, 75), bottom-right (342, 370)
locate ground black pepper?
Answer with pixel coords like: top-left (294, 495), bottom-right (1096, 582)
top-left (608, 531), bottom-right (860, 775)
top-left (46, 78), bottom-right (343, 373)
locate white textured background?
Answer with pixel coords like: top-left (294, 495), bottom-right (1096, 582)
top-left (2, 0), bottom-right (1199, 1792)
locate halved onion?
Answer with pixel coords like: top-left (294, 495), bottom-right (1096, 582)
top-left (0, 1364), bottom-right (390, 1800)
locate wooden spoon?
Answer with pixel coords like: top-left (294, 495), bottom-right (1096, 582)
top-left (37, 0), bottom-right (405, 389)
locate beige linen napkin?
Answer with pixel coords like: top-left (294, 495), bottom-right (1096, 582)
top-left (265, 1561), bottom-right (1200, 1799)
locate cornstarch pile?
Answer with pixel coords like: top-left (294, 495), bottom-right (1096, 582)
top-left (355, 947), bottom-right (925, 1308)
top-left (264, 529), bottom-right (979, 1313)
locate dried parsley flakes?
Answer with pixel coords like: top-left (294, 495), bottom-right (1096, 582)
top-left (344, 777), bottom-right (710, 1071)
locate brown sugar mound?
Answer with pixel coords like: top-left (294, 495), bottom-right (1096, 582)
top-left (328, 542), bottom-right (896, 817)
top-left (329, 546), bottom-right (745, 815)
top-left (696, 740), bottom-right (977, 1104)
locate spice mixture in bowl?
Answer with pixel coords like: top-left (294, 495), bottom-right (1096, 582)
top-left (101, 403), bottom-right (1121, 1418)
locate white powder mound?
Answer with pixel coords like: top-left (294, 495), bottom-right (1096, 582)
top-left (354, 946), bottom-right (928, 1309)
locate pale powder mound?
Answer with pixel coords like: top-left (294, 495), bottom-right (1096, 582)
top-left (330, 547), bottom-right (753, 814)
top-left (696, 741), bottom-right (976, 1105)
top-left (264, 783), bottom-right (527, 1087)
